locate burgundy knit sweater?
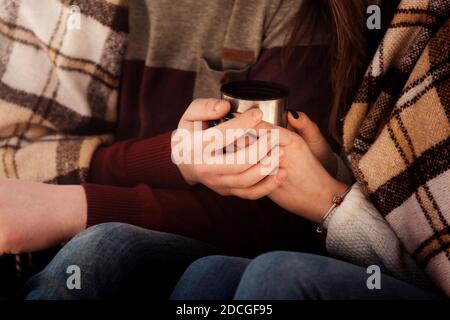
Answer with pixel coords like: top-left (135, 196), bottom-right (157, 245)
top-left (81, 0), bottom-right (332, 257)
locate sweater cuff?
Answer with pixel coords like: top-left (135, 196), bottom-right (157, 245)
top-left (125, 132), bottom-right (190, 189)
top-left (82, 183), bottom-right (161, 228)
top-left (323, 183), bottom-right (363, 231)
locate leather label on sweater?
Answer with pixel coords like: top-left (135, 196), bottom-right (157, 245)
top-left (221, 48), bottom-right (255, 64)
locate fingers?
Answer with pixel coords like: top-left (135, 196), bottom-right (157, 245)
top-left (287, 111), bottom-right (323, 144)
top-left (203, 107), bottom-right (263, 149)
top-left (202, 131), bottom-right (278, 174)
top-left (228, 169), bottom-right (286, 200)
top-left (216, 163), bottom-right (268, 189)
top-left (215, 148), bottom-right (282, 188)
top-left (183, 98), bottom-right (231, 121)
top-left (287, 111), bottom-right (337, 175)
top-left (253, 120), bottom-right (294, 146)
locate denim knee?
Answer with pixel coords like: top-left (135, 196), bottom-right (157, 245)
top-left (235, 251), bottom-right (329, 299)
top-left (172, 255), bottom-right (250, 300)
top-left (74, 222), bottom-right (143, 247)
top-left (25, 223), bottom-right (221, 299)
top-left (180, 255), bottom-right (249, 280)
top-left (54, 223), bottom-right (139, 262)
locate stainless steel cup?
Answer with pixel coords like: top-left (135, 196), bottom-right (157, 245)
top-left (221, 80), bottom-right (289, 127)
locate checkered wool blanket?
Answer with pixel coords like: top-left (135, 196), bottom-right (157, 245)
top-left (343, 0), bottom-right (450, 296)
top-left (0, 0), bottom-right (128, 184)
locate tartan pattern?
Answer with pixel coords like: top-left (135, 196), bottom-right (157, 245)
top-left (343, 0), bottom-right (450, 296)
top-left (0, 0), bottom-right (128, 184)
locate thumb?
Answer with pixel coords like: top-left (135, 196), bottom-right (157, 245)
top-left (183, 99), bottom-right (230, 122)
top-left (287, 110), bottom-right (323, 145)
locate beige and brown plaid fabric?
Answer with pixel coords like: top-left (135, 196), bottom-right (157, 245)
top-left (344, 0), bottom-right (450, 295)
top-left (0, 0), bottom-right (128, 184)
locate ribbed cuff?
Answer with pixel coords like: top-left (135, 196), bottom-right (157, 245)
top-left (82, 183), bottom-right (161, 228)
top-left (125, 132), bottom-right (191, 189)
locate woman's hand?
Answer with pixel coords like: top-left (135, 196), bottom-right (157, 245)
top-left (287, 111), bottom-right (337, 176)
top-left (0, 179), bottom-right (87, 254)
top-left (173, 98), bottom-right (284, 198)
top-left (264, 120), bottom-right (348, 223)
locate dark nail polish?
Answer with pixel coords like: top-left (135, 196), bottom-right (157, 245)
top-left (209, 120), bottom-right (220, 127)
top-left (224, 113), bottom-right (235, 121)
top-left (289, 110), bottom-right (299, 119)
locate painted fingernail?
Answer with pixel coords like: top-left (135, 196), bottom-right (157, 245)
top-left (209, 120), bottom-right (220, 127)
top-left (224, 113), bottom-right (235, 121)
top-left (289, 110), bottom-right (299, 119)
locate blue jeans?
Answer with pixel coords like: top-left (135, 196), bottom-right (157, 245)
top-left (171, 252), bottom-right (440, 300)
top-left (23, 223), bottom-right (221, 299)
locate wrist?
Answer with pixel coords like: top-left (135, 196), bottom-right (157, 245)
top-left (171, 134), bottom-right (197, 186)
top-left (316, 182), bottom-right (351, 233)
top-left (176, 164), bottom-right (197, 186)
top-left (57, 185), bottom-right (87, 241)
top-left (312, 180), bottom-right (349, 224)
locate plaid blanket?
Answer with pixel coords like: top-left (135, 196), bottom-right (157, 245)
top-left (343, 0), bottom-right (450, 296)
top-left (0, 0), bottom-right (128, 184)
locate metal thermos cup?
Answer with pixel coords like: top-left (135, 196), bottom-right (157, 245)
top-left (221, 80), bottom-right (289, 127)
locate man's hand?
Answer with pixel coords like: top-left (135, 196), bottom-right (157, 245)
top-left (0, 179), bottom-right (87, 254)
top-left (173, 98), bottom-right (283, 198)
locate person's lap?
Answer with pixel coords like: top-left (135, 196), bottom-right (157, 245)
top-left (23, 224), bottom-right (440, 300)
top-left (23, 223), bottom-right (222, 300)
top-left (171, 252), bottom-right (440, 300)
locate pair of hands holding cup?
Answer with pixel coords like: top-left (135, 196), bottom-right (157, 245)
top-left (174, 98), bottom-right (348, 224)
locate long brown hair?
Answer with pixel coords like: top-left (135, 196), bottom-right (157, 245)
top-left (286, 0), bottom-right (375, 142)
